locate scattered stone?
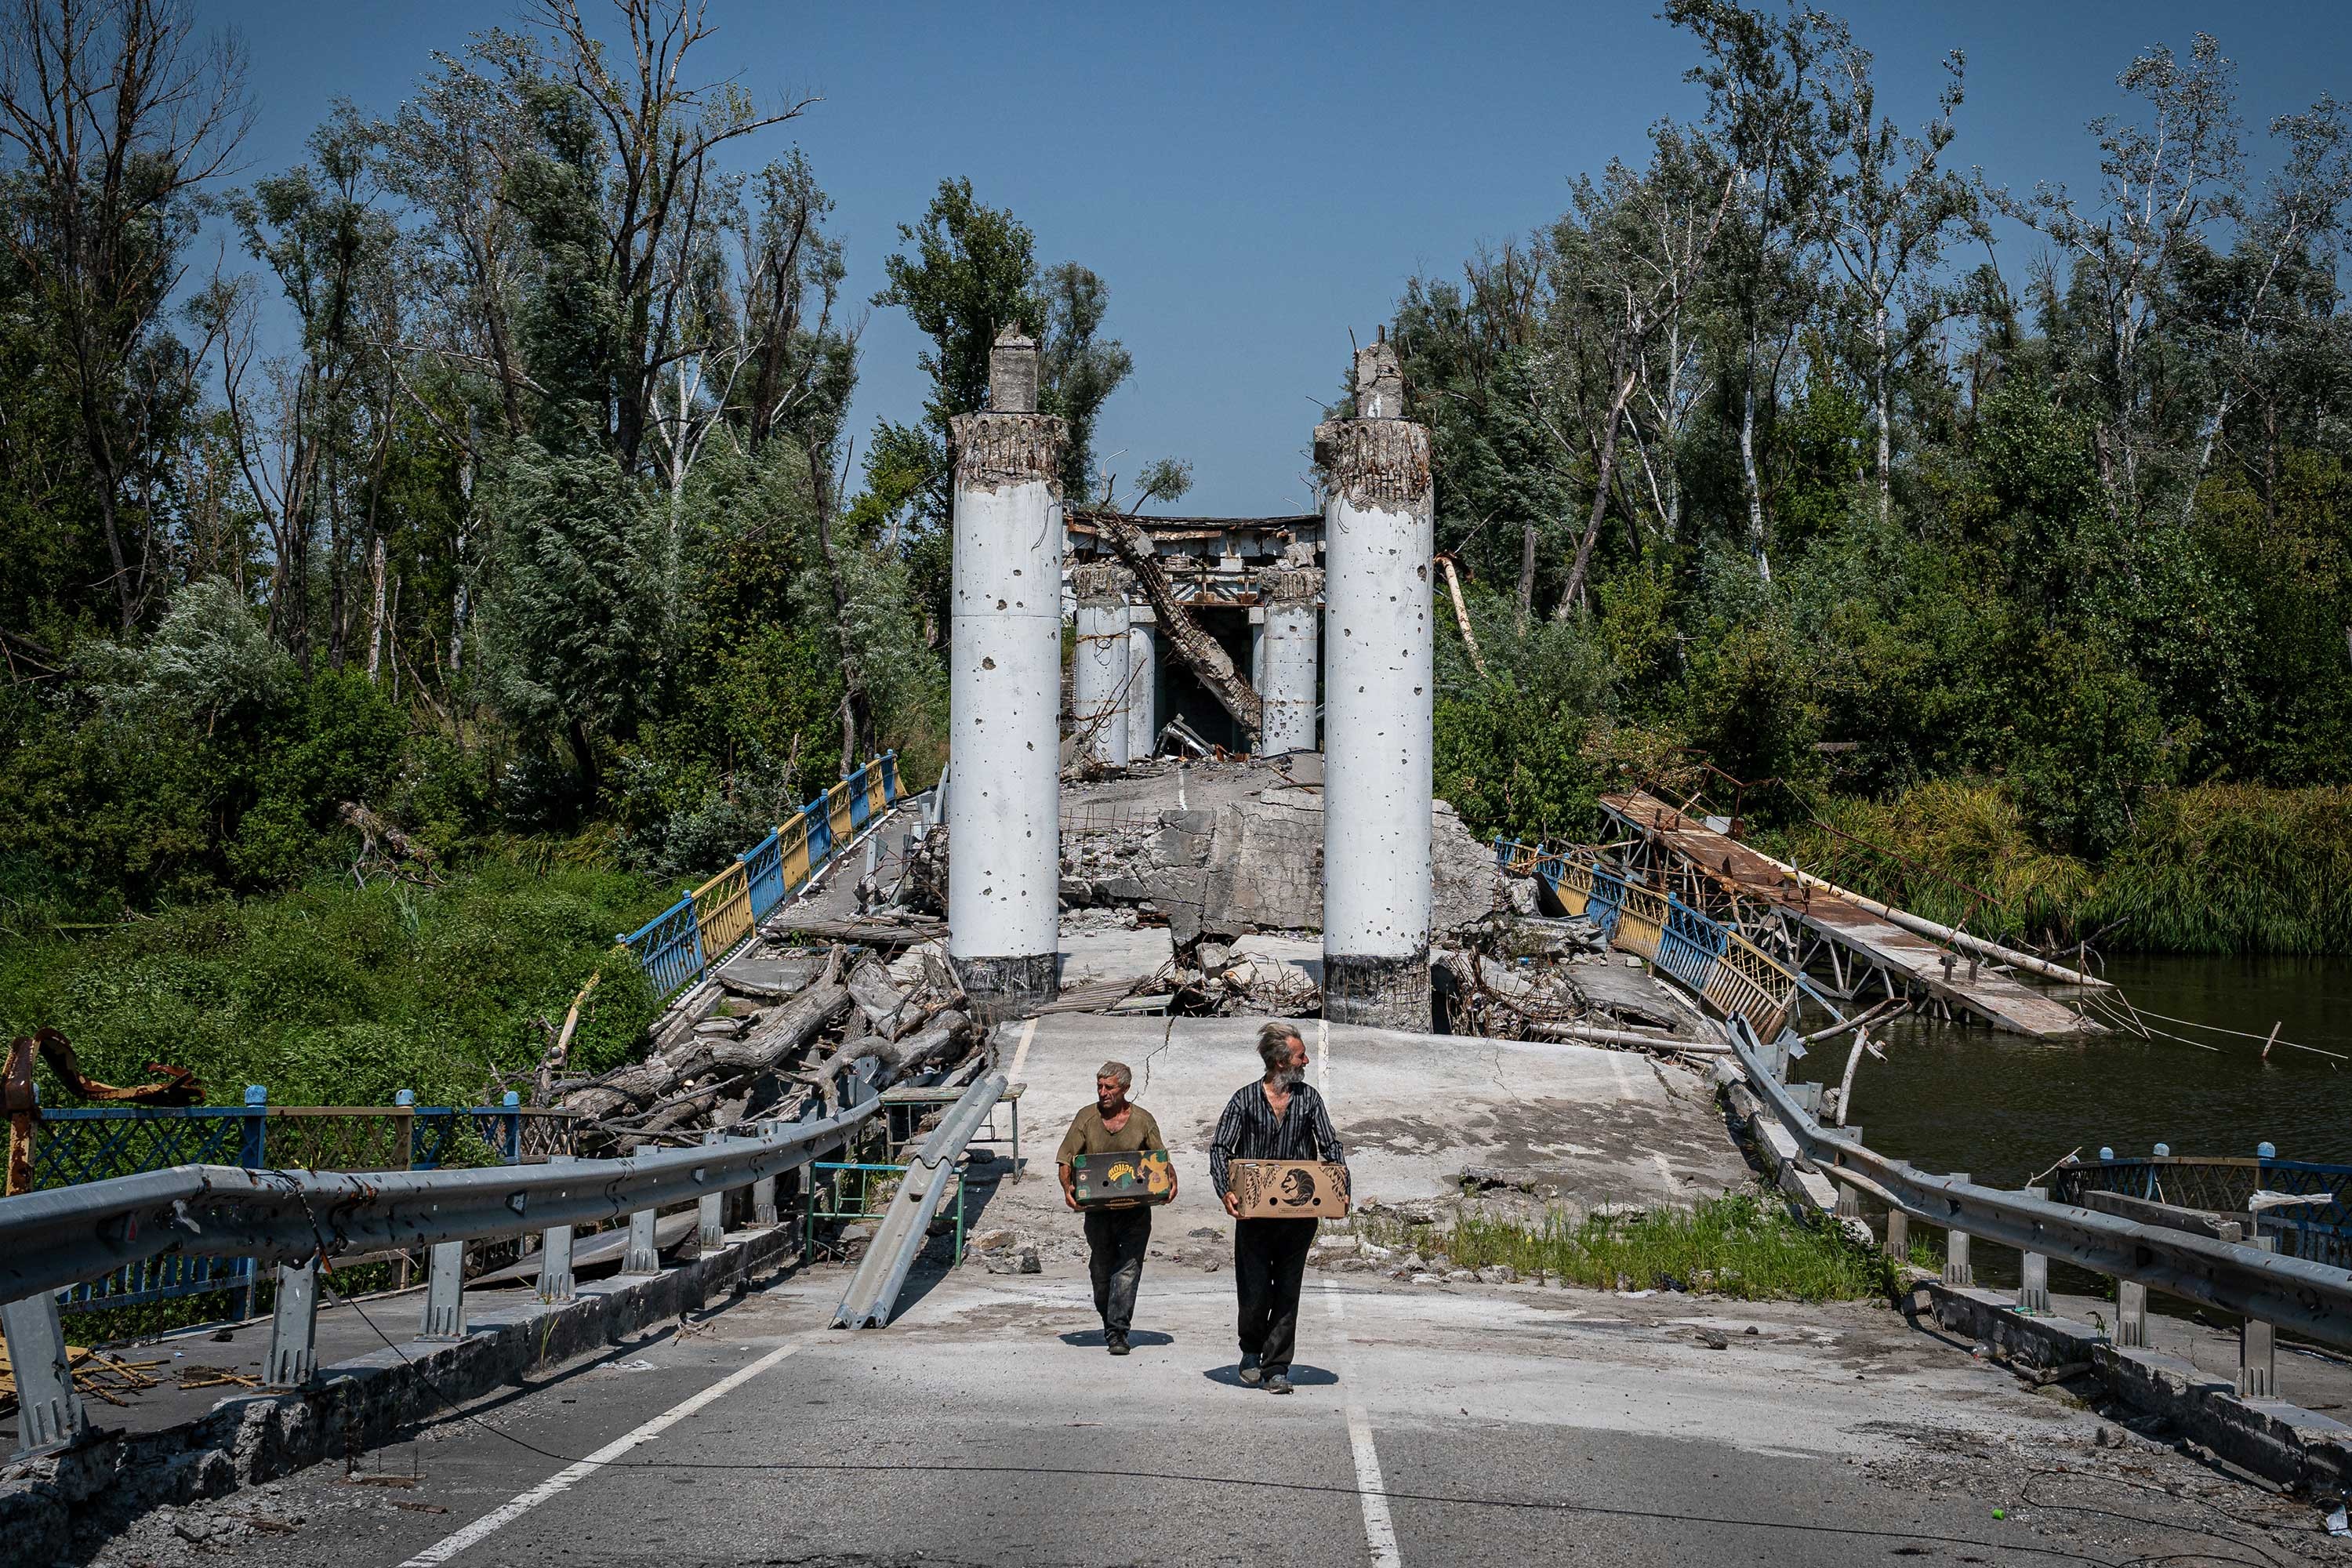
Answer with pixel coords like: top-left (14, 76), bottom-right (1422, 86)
top-left (967, 1228), bottom-right (1016, 1253)
top-left (1411, 1272), bottom-right (1445, 1285)
top-left (1693, 1330), bottom-right (1729, 1350)
top-left (1444, 1269), bottom-right (1478, 1283)
top-left (985, 1246), bottom-right (1041, 1276)
top-left (1475, 1265), bottom-right (1519, 1285)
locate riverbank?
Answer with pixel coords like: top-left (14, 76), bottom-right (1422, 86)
top-left (1769, 779), bottom-right (2352, 956)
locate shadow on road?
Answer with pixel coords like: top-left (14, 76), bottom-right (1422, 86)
top-left (1055, 1328), bottom-right (1177, 1348)
top-left (1201, 1362), bottom-right (1337, 1387)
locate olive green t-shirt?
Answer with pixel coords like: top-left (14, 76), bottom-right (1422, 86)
top-left (1056, 1104), bottom-right (1167, 1167)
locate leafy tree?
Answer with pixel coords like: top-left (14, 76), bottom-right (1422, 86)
top-left (475, 442), bottom-right (662, 801)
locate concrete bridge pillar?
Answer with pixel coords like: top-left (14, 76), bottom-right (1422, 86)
top-left (1072, 563), bottom-right (1132, 768)
top-left (1316, 337), bottom-right (1433, 1030)
top-left (1258, 566), bottom-right (1322, 755)
top-left (947, 329), bottom-right (1067, 1016)
top-left (1127, 607), bottom-right (1159, 760)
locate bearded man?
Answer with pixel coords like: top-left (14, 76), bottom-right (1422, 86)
top-left (1207, 1021), bottom-right (1346, 1395)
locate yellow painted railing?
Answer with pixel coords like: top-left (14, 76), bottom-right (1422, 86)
top-left (1495, 837), bottom-right (1798, 1039)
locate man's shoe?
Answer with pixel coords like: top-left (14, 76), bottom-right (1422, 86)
top-left (1106, 1333), bottom-right (1130, 1356)
top-left (1237, 1353), bottom-right (1263, 1386)
top-left (1265, 1373), bottom-right (1294, 1395)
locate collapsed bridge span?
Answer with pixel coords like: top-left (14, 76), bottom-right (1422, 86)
top-left (1595, 790), bottom-right (2100, 1040)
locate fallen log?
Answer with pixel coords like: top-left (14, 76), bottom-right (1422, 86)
top-left (710, 982), bottom-right (851, 1076)
top-left (877, 1011), bottom-right (970, 1078)
top-left (771, 914), bottom-right (945, 950)
top-left (557, 967), bottom-right (848, 1125)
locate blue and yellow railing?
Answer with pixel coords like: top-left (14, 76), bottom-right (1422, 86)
top-left (1496, 837), bottom-right (1797, 1039)
top-left (620, 753), bottom-right (902, 1005)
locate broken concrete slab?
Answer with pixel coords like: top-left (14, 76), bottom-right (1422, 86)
top-left (1057, 926), bottom-right (1175, 988)
top-left (1057, 757), bottom-right (1499, 945)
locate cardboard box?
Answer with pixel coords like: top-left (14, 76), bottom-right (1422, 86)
top-left (1071, 1149), bottom-right (1174, 1207)
top-left (1228, 1159), bottom-right (1351, 1219)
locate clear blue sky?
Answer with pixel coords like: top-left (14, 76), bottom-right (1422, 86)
top-left (204, 0), bottom-right (2352, 515)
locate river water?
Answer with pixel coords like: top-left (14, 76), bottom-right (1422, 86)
top-left (1844, 954), bottom-right (2352, 1293)
top-left (1857, 954), bottom-right (2352, 1181)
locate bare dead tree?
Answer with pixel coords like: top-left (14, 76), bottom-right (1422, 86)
top-left (524, 0), bottom-right (816, 471)
top-left (0, 0), bottom-right (252, 629)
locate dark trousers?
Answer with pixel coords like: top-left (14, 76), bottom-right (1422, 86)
top-left (1084, 1206), bottom-right (1152, 1336)
top-left (1233, 1217), bottom-right (1318, 1373)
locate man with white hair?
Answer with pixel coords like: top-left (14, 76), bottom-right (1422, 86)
top-left (1056, 1059), bottom-right (1173, 1355)
top-left (1209, 1020), bottom-right (1346, 1395)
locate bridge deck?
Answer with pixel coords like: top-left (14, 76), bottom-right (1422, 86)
top-left (1599, 791), bottom-right (2096, 1040)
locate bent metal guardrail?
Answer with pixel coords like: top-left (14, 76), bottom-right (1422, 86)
top-left (28, 1088), bottom-right (579, 1316)
top-left (621, 753), bottom-right (902, 1004)
top-left (832, 1071), bottom-right (1008, 1330)
top-left (0, 1101), bottom-right (880, 1456)
top-left (1723, 1016), bottom-right (2352, 1352)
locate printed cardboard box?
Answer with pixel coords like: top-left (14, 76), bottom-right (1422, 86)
top-left (1228, 1159), bottom-right (1351, 1219)
top-left (1072, 1148), bottom-right (1174, 1207)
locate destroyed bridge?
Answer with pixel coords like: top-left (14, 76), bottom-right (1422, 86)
top-left (6, 333), bottom-right (2352, 1565)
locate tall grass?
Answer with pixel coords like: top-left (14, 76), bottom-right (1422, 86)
top-left (1766, 780), bottom-right (2352, 954)
top-left (1367, 1195), bottom-right (1896, 1301)
top-left (0, 865), bottom-right (666, 1109)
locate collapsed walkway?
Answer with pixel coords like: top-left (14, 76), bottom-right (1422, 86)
top-left (1599, 792), bottom-right (2096, 1040)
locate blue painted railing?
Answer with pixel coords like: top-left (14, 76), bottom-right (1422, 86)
top-left (2051, 1152), bottom-right (2352, 1270)
top-left (1494, 837), bottom-right (1799, 1038)
top-left (34, 1087), bottom-right (576, 1310)
top-left (618, 753), bottom-right (902, 1007)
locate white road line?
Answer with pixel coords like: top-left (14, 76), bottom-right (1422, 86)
top-left (1321, 1282), bottom-right (1402, 1568)
top-left (398, 1338), bottom-right (808, 1567)
top-left (1007, 1017), bottom-right (1038, 1083)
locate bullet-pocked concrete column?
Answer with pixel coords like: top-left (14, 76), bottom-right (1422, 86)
top-left (1316, 338), bottom-right (1433, 1029)
top-left (1126, 607), bottom-right (1158, 760)
top-left (947, 329), bottom-right (1067, 1016)
top-left (1071, 562), bottom-right (1132, 768)
top-left (1258, 566), bottom-right (1322, 754)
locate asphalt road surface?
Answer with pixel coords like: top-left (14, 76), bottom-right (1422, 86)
top-left (85, 1256), bottom-right (2343, 1568)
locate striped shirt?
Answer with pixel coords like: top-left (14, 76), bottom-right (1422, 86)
top-left (1209, 1080), bottom-right (1345, 1196)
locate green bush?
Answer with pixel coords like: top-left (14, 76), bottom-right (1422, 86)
top-left (0, 866), bottom-right (666, 1109)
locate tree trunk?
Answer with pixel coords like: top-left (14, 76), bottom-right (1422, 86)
top-left (1439, 556), bottom-right (1490, 680)
top-left (808, 433), bottom-right (873, 771)
top-left (1515, 522), bottom-right (1537, 624)
top-left (1090, 509), bottom-right (1263, 738)
top-left (1872, 304), bottom-right (1892, 528)
top-left (1739, 332), bottom-right (1772, 583)
top-left (1558, 365), bottom-right (1637, 616)
top-left (75, 388), bottom-right (137, 631)
top-left (366, 535), bottom-right (389, 681)
top-left (569, 716), bottom-right (601, 801)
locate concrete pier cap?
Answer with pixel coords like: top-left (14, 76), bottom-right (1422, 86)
top-left (947, 327), bottom-right (1066, 1017)
top-left (1316, 330), bottom-right (1436, 1030)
